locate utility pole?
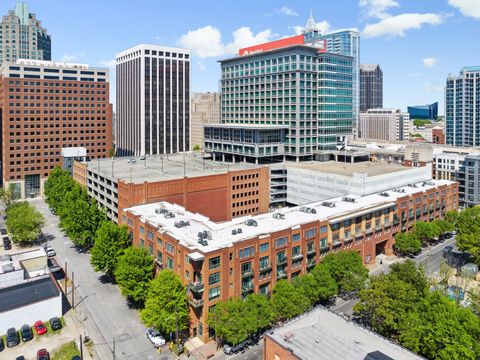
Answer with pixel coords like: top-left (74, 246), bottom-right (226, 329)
top-left (112, 336), bottom-right (116, 360)
top-left (79, 334), bottom-right (84, 360)
top-left (71, 272), bottom-right (75, 308)
top-left (64, 261), bottom-right (68, 294)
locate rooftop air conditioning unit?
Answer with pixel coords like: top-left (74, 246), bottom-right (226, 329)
top-left (342, 196), bottom-right (356, 203)
top-left (232, 229), bottom-right (238, 235)
top-left (237, 228), bottom-right (243, 233)
top-left (322, 201), bottom-right (336, 208)
top-left (379, 192), bottom-right (390, 197)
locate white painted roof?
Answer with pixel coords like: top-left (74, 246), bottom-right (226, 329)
top-left (125, 179), bottom-right (454, 254)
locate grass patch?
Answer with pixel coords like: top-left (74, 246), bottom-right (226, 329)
top-left (51, 340), bottom-right (80, 360)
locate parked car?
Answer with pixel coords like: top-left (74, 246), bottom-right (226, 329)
top-left (0, 228), bottom-right (7, 235)
top-left (34, 320), bottom-right (47, 335)
top-left (6, 327), bottom-right (19, 347)
top-left (49, 317), bottom-right (62, 331)
top-left (72, 356), bottom-right (81, 360)
top-left (223, 339), bottom-right (250, 355)
top-left (3, 242), bottom-right (12, 250)
top-left (37, 349), bottom-right (49, 360)
top-left (146, 328), bottom-right (166, 348)
top-left (442, 245), bottom-right (454, 258)
top-left (44, 246), bottom-right (56, 257)
top-left (16, 357), bottom-right (25, 360)
top-left (20, 324), bottom-right (33, 342)
top-left (0, 337), bottom-right (4, 351)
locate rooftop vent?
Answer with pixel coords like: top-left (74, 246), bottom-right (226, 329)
top-left (0, 254), bottom-right (12, 262)
top-left (273, 212), bottom-right (285, 220)
top-left (198, 230), bottom-right (211, 240)
top-left (174, 220), bottom-right (190, 228)
top-left (245, 219), bottom-right (258, 227)
top-left (322, 201), bottom-right (336, 208)
top-left (379, 192), bottom-right (390, 197)
top-left (300, 206), bottom-right (317, 214)
top-left (394, 188), bottom-right (406, 193)
top-left (155, 207), bottom-right (167, 214)
top-left (1, 263), bottom-right (14, 273)
top-left (231, 227), bottom-right (243, 235)
top-left (422, 180), bottom-right (434, 186)
top-left (164, 211), bottom-right (175, 219)
top-left (408, 183), bottom-right (419, 188)
top-left (342, 196), bottom-right (356, 203)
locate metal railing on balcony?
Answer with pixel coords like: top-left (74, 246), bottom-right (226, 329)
top-left (259, 263), bottom-right (272, 273)
top-left (292, 253), bottom-right (303, 261)
top-left (241, 270), bottom-right (254, 278)
top-left (276, 271), bottom-right (287, 279)
top-left (242, 283), bottom-right (254, 293)
top-left (189, 281), bottom-right (204, 293)
top-left (277, 257), bottom-right (288, 266)
top-left (189, 298), bottom-right (204, 308)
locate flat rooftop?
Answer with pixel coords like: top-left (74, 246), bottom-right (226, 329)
top-left (285, 161), bottom-right (411, 177)
top-left (0, 248), bottom-right (46, 274)
top-left (84, 153), bottom-right (264, 184)
top-left (125, 179), bottom-right (454, 254)
top-left (266, 307), bottom-right (422, 360)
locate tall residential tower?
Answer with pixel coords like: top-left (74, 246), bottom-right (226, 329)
top-left (360, 64), bottom-right (383, 112)
top-left (445, 66), bottom-right (480, 146)
top-left (116, 44), bottom-right (191, 157)
top-left (0, 2), bottom-right (51, 65)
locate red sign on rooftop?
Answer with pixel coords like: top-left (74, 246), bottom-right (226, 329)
top-left (238, 34), bottom-right (305, 56)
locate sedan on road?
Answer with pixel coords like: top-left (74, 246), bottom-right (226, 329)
top-left (49, 317), bottom-right (62, 331)
top-left (146, 328), bottom-right (166, 348)
top-left (34, 320), bottom-right (47, 335)
top-left (44, 246), bottom-right (56, 257)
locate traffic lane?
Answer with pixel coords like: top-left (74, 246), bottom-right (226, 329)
top-left (32, 199), bottom-right (164, 360)
top-left (212, 342), bottom-right (263, 360)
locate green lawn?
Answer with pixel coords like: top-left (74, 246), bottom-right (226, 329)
top-left (51, 340), bottom-right (80, 360)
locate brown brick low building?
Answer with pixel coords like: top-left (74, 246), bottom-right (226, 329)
top-left (0, 59), bottom-right (112, 197)
top-left (73, 153), bottom-right (269, 222)
top-left (123, 179), bottom-right (458, 342)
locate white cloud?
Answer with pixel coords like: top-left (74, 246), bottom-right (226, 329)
top-left (61, 54), bottom-right (76, 62)
top-left (98, 59), bottom-right (115, 68)
top-left (197, 61), bottom-right (206, 71)
top-left (362, 13), bottom-right (445, 38)
top-left (359, 0), bottom-right (399, 19)
top-left (177, 26), bottom-right (274, 58)
top-left (422, 57), bottom-right (439, 67)
top-left (424, 83), bottom-right (444, 93)
top-left (290, 20), bottom-right (332, 35)
top-left (449, 0), bottom-right (480, 19)
top-left (276, 6), bottom-right (298, 16)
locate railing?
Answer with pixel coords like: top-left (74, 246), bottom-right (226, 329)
top-left (292, 253), bottom-right (304, 261)
top-left (242, 283), bottom-right (254, 292)
top-left (189, 282), bottom-right (204, 293)
top-left (241, 270), bottom-right (254, 278)
top-left (259, 264), bottom-right (272, 273)
top-left (277, 272), bottom-right (287, 279)
top-left (307, 248), bottom-right (316, 255)
top-left (189, 298), bottom-right (204, 308)
top-left (277, 257), bottom-right (288, 266)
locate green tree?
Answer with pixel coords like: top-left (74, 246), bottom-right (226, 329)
top-left (394, 232), bottom-right (421, 257)
top-left (115, 247), bottom-right (154, 304)
top-left (5, 202), bottom-right (45, 244)
top-left (244, 293), bottom-right (273, 333)
top-left (141, 270), bottom-right (189, 336)
top-left (412, 221), bottom-right (433, 244)
top-left (456, 207), bottom-right (480, 265)
top-left (208, 298), bottom-right (252, 345)
top-left (270, 279), bottom-right (311, 321)
top-left (320, 251), bottom-right (368, 296)
top-left (192, 144), bottom-right (201, 151)
top-left (0, 183), bottom-right (17, 208)
top-left (445, 210), bottom-right (459, 227)
top-left (44, 167), bottom-right (76, 211)
top-left (433, 219), bottom-right (455, 237)
top-left (90, 222), bottom-right (130, 277)
top-left (468, 289), bottom-right (480, 317)
top-left (309, 265), bottom-right (338, 304)
top-left (389, 260), bottom-right (428, 295)
top-left (399, 292), bottom-right (480, 360)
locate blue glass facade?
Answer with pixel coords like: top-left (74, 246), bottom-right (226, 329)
top-left (445, 67), bottom-right (480, 147)
top-left (407, 102), bottom-right (438, 120)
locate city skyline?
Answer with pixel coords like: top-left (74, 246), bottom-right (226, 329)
top-left (1, 0), bottom-right (479, 114)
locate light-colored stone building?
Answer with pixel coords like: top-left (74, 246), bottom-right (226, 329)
top-left (191, 92), bottom-right (220, 150)
top-left (359, 109), bottom-right (410, 142)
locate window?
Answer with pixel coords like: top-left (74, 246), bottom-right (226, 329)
top-left (139, 226), bottom-right (145, 235)
top-left (239, 246), bottom-right (254, 259)
top-left (307, 241), bottom-right (314, 252)
top-left (166, 243), bottom-right (174, 255)
top-left (305, 228), bottom-right (317, 238)
top-left (127, 218), bottom-right (133, 227)
top-left (320, 238), bottom-right (328, 248)
top-left (148, 243), bottom-right (153, 255)
top-left (292, 246), bottom-right (301, 257)
top-left (260, 243), bottom-right (269, 252)
top-left (320, 226), bottom-right (327, 233)
top-left (241, 262), bottom-right (252, 274)
top-left (156, 250), bottom-right (163, 263)
top-left (209, 286), bottom-right (220, 300)
top-left (157, 237), bottom-right (163, 246)
top-left (209, 272), bottom-right (220, 285)
top-left (260, 256), bottom-right (269, 268)
top-left (140, 239), bottom-right (144, 248)
top-left (292, 233), bottom-right (300, 242)
top-left (209, 256), bottom-right (221, 270)
top-left (167, 257), bottom-right (174, 269)
top-left (274, 236), bottom-right (288, 248)
top-left (147, 231), bottom-right (153, 240)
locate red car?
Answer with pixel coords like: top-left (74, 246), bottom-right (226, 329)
top-left (37, 348), bottom-right (49, 360)
top-left (34, 321), bottom-right (47, 335)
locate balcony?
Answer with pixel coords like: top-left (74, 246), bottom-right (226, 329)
top-left (259, 264), bottom-right (272, 273)
top-left (277, 257), bottom-right (288, 266)
top-left (365, 229), bottom-right (373, 235)
top-left (242, 270), bottom-right (254, 278)
top-left (242, 282), bottom-right (254, 293)
top-left (189, 298), bottom-right (204, 309)
top-left (344, 237), bottom-right (353, 244)
top-left (332, 241), bottom-right (342, 249)
top-left (277, 271), bottom-right (287, 279)
top-left (292, 253), bottom-right (303, 261)
top-left (189, 282), bottom-right (204, 294)
top-left (307, 248), bottom-right (316, 255)
top-left (307, 259), bottom-right (316, 268)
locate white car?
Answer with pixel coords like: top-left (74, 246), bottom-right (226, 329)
top-left (146, 328), bottom-right (166, 348)
top-left (44, 246), bottom-right (56, 257)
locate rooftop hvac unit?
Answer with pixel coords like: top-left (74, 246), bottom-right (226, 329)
top-left (232, 229), bottom-right (237, 235)
top-left (422, 180), bottom-right (434, 186)
top-left (321, 201), bottom-right (336, 208)
top-left (342, 196), bottom-right (356, 203)
top-left (379, 192), bottom-right (390, 197)
top-left (273, 213), bottom-right (286, 220)
top-left (174, 220), bottom-right (190, 228)
top-left (408, 184), bottom-right (418, 188)
top-left (394, 188), bottom-right (406, 193)
top-left (237, 228), bottom-right (243, 233)
top-left (202, 240), bottom-right (208, 246)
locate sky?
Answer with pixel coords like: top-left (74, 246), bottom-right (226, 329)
top-left (2, 0), bottom-right (480, 114)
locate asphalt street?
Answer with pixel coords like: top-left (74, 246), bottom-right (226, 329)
top-left (332, 236), bottom-right (457, 317)
top-left (211, 341), bottom-right (263, 360)
top-left (31, 198), bottom-right (171, 360)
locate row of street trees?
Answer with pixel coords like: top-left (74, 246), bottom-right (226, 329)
top-left (44, 167), bottom-right (189, 339)
top-left (394, 214), bottom-right (456, 257)
top-left (354, 260), bottom-right (480, 360)
top-left (208, 251), bottom-right (368, 346)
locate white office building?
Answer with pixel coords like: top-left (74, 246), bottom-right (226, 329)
top-left (359, 109), bottom-right (410, 142)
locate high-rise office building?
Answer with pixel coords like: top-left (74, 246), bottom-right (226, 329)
top-left (191, 92), bottom-right (220, 150)
top-left (0, 2), bottom-right (51, 65)
top-left (360, 64), bottom-right (383, 112)
top-left (0, 59), bottom-right (112, 198)
top-left (204, 34), bottom-right (353, 162)
top-left (445, 67), bottom-right (480, 146)
top-left (359, 109), bottom-right (410, 142)
top-left (303, 14), bottom-right (360, 131)
top-left (116, 44), bottom-right (191, 157)
top-left (407, 102), bottom-right (438, 120)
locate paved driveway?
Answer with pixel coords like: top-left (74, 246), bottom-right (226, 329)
top-left (31, 199), bottom-right (171, 360)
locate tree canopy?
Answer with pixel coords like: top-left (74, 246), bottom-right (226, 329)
top-left (114, 247), bottom-right (154, 305)
top-left (394, 232), bottom-right (421, 257)
top-left (270, 279), bottom-right (311, 321)
top-left (90, 222), bottom-right (130, 277)
top-left (5, 202), bottom-right (45, 244)
top-left (141, 270), bottom-right (189, 337)
top-left (456, 206), bottom-right (480, 265)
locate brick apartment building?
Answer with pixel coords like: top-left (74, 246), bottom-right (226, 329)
top-left (73, 154), bottom-right (269, 222)
top-left (0, 59), bottom-right (112, 198)
top-left (123, 179), bottom-right (457, 341)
